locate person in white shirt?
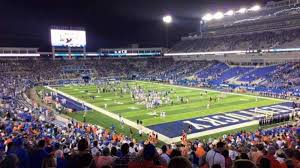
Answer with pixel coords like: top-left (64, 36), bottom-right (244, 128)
top-left (205, 141), bottom-right (226, 168)
top-left (129, 142), bottom-right (136, 154)
top-left (91, 141), bottom-right (101, 157)
top-left (228, 145), bottom-right (239, 161)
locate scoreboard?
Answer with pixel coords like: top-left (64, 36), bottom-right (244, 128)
top-left (51, 29), bottom-right (86, 47)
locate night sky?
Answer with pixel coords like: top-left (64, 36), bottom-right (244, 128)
top-left (0, 0), bottom-right (274, 51)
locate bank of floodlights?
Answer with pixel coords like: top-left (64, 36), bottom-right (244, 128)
top-left (202, 13), bottom-right (213, 21)
top-left (224, 10), bottom-right (234, 16)
top-left (237, 8), bottom-right (247, 14)
top-left (249, 5), bottom-right (261, 11)
top-left (213, 12), bottom-right (224, 20)
top-left (162, 15), bottom-right (173, 24)
top-left (202, 4), bottom-right (261, 22)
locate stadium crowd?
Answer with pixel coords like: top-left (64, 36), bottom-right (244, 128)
top-left (0, 58), bottom-right (299, 168)
top-left (0, 60), bottom-right (300, 168)
top-left (2, 1), bottom-right (300, 167)
top-left (1, 90), bottom-right (300, 168)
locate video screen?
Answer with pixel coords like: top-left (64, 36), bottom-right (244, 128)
top-left (51, 29), bottom-right (86, 47)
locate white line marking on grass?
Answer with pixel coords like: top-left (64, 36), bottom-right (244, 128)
top-left (147, 112), bottom-right (158, 116)
top-left (129, 106), bottom-right (139, 110)
top-left (103, 98), bottom-right (112, 101)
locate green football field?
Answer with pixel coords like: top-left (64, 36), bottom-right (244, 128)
top-left (56, 81), bottom-right (283, 127)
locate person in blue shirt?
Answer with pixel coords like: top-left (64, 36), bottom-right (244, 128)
top-left (29, 139), bottom-right (48, 168)
top-left (10, 138), bottom-right (30, 168)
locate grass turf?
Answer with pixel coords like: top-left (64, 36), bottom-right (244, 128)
top-left (56, 81), bottom-right (283, 127)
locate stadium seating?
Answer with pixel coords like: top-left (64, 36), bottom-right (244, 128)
top-left (210, 66), bottom-right (255, 85)
top-left (238, 65), bottom-right (278, 83)
top-left (1, 56), bottom-right (300, 168)
top-left (196, 62), bottom-right (229, 79)
top-left (170, 29), bottom-right (300, 53)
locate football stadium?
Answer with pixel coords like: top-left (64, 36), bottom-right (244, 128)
top-left (1, 0), bottom-right (300, 168)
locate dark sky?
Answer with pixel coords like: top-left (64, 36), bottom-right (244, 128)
top-left (0, 0), bottom-right (272, 51)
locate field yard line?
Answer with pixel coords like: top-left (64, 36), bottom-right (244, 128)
top-left (45, 86), bottom-right (173, 144)
top-left (134, 81), bottom-right (290, 102)
top-left (170, 120), bottom-right (259, 142)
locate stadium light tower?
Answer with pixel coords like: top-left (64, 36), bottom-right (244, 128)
top-left (202, 13), bottom-right (213, 21)
top-left (237, 8), bottom-right (247, 14)
top-left (213, 12), bottom-right (224, 20)
top-left (249, 5), bottom-right (261, 11)
top-left (163, 15), bottom-right (172, 24)
top-left (162, 15), bottom-right (172, 48)
top-left (224, 10), bottom-right (234, 16)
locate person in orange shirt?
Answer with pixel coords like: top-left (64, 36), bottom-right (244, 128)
top-left (18, 124), bottom-right (23, 131)
top-left (195, 144), bottom-right (206, 158)
top-left (4, 138), bottom-right (12, 145)
top-left (112, 134), bottom-right (117, 142)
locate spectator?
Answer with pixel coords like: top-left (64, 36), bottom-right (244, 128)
top-left (260, 146), bottom-right (285, 168)
top-left (189, 145), bottom-right (201, 168)
top-left (128, 144), bottom-right (164, 168)
top-left (160, 145), bottom-right (170, 166)
top-left (114, 143), bottom-right (130, 168)
top-left (0, 154), bottom-right (19, 168)
top-left (222, 149), bottom-right (232, 168)
top-left (251, 144), bottom-right (264, 164)
top-left (168, 156), bottom-right (192, 168)
top-left (68, 138), bottom-right (95, 168)
top-left (91, 141), bottom-right (100, 157)
top-left (30, 139), bottom-right (48, 168)
top-left (170, 149), bottom-right (182, 159)
top-left (94, 147), bottom-right (113, 168)
top-left (205, 141), bottom-right (225, 168)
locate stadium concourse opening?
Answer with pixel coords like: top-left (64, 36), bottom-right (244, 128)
top-left (1, 0), bottom-right (300, 168)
